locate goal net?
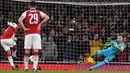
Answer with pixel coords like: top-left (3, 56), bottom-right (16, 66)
top-left (0, 0), bottom-right (130, 71)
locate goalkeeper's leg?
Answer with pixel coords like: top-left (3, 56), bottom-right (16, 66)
top-left (92, 50), bottom-right (104, 57)
top-left (89, 55), bottom-right (115, 71)
top-left (91, 50), bottom-right (105, 62)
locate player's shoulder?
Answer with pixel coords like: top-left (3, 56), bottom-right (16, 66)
top-left (8, 26), bottom-right (14, 29)
top-left (22, 10), bottom-right (29, 14)
top-left (4, 26), bottom-right (13, 32)
top-left (37, 10), bottom-right (43, 14)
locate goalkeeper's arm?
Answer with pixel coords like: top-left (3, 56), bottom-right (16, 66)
top-left (114, 42), bottom-right (124, 52)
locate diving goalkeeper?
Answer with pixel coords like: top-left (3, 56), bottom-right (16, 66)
top-left (89, 34), bottom-right (125, 71)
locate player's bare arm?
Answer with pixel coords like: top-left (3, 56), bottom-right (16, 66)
top-left (18, 16), bottom-right (29, 32)
top-left (37, 15), bottom-right (49, 30)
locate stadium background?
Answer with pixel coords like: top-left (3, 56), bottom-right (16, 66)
top-left (0, 0), bottom-right (130, 71)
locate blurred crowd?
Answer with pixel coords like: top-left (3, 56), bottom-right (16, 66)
top-left (0, 1), bottom-right (130, 63)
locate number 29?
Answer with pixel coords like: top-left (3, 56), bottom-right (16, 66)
top-left (29, 13), bottom-right (38, 24)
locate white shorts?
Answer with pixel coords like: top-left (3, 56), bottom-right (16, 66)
top-left (1, 39), bottom-right (16, 51)
top-left (24, 34), bottom-right (41, 49)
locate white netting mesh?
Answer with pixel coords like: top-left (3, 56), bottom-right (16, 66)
top-left (0, 0), bottom-right (130, 71)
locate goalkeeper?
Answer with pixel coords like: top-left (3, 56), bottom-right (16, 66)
top-left (89, 34), bottom-right (125, 71)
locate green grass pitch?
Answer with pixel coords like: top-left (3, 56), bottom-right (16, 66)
top-left (0, 70), bottom-right (130, 73)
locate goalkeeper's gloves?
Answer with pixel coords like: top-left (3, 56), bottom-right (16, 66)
top-left (7, 22), bottom-right (17, 28)
top-left (114, 42), bottom-right (119, 48)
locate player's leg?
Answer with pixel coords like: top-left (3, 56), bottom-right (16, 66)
top-left (89, 55), bottom-right (115, 71)
top-left (89, 61), bottom-right (106, 71)
top-left (11, 40), bottom-right (17, 58)
top-left (33, 49), bottom-right (39, 72)
top-left (11, 45), bottom-right (17, 57)
top-left (32, 34), bottom-right (41, 72)
top-left (1, 39), bottom-right (18, 70)
top-left (6, 50), bottom-right (18, 70)
top-left (24, 34), bottom-right (33, 71)
top-left (24, 49), bottom-right (30, 71)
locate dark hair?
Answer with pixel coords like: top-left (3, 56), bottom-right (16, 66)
top-left (30, 1), bottom-right (37, 8)
top-left (117, 33), bottom-right (124, 38)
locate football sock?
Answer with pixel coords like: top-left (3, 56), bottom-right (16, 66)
top-left (24, 53), bottom-right (29, 70)
top-left (12, 46), bottom-right (17, 57)
top-left (91, 61), bottom-right (106, 69)
top-left (33, 52), bottom-right (39, 70)
top-left (7, 53), bottom-right (15, 67)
